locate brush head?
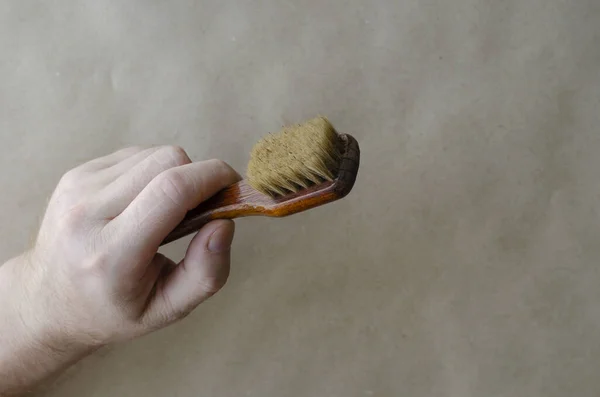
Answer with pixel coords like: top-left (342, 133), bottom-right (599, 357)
top-left (247, 117), bottom-right (342, 196)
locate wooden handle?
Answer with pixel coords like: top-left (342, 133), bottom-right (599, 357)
top-left (161, 133), bottom-right (360, 246)
top-left (161, 180), bottom-right (266, 245)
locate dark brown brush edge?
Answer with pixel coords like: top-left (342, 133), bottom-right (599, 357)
top-left (161, 133), bottom-right (360, 246)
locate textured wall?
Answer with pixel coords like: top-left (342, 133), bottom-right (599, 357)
top-left (1, 1), bottom-right (600, 396)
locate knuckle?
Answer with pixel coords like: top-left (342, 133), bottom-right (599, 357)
top-left (208, 158), bottom-right (231, 173)
top-left (206, 159), bottom-right (238, 182)
top-left (169, 307), bottom-right (192, 323)
top-left (58, 169), bottom-right (81, 189)
top-left (154, 171), bottom-right (189, 204)
top-left (157, 295), bottom-right (191, 325)
top-left (196, 275), bottom-right (228, 296)
top-left (81, 251), bottom-right (111, 273)
top-left (159, 145), bottom-right (190, 167)
top-left (59, 202), bottom-right (90, 231)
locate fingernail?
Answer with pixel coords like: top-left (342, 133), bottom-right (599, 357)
top-left (207, 222), bottom-right (235, 253)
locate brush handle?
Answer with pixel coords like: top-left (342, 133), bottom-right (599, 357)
top-left (160, 177), bottom-right (336, 246)
top-left (161, 180), bottom-right (265, 245)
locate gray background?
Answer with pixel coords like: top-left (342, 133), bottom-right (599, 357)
top-left (1, 1), bottom-right (600, 396)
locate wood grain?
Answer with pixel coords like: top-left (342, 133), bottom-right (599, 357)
top-left (161, 134), bottom-right (360, 245)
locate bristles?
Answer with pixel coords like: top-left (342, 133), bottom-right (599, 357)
top-left (247, 116), bottom-right (342, 197)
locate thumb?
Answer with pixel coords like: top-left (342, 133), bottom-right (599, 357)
top-left (143, 220), bottom-right (234, 327)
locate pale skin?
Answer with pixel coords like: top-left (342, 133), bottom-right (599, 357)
top-left (0, 146), bottom-right (241, 396)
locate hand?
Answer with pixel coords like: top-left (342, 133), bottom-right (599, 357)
top-left (2, 146), bottom-right (240, 355)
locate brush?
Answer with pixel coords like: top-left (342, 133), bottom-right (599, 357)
top-left (161, 117), bottom-right (360, 245)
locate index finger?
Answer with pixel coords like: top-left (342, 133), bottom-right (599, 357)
top-left (104, 159), bottom-right (241, 262)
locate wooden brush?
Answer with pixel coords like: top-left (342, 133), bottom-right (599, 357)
top-left (161, 117), bottom-right (360, 245)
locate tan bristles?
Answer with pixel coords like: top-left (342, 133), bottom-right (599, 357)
top-left (247, 117), bottom-right (342, 197)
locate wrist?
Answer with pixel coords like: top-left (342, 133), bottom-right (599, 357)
top-left (17, 252), bottom-right (100, 351)
top-left (0, 255), bottom-right (97, 394)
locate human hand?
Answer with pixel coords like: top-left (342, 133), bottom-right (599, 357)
top-left (3, 146), bottom-right (240, 353)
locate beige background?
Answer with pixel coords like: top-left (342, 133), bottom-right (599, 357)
top-left (1, 0), bottom-right (600, 396)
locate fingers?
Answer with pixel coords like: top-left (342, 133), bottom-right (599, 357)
top-left (90, 146), bottom-right (165, 186)
top-left (75, 147), bottom-right (146, 173)
top-left (142, 220), bottom-right (234, 327)
top-left (104, 159), bottom-right (240, 262)
top-left (93, 146), bottom-right (192, 218)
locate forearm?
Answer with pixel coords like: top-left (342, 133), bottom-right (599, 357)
top-left (0, 257), bottom-right (93, 396)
